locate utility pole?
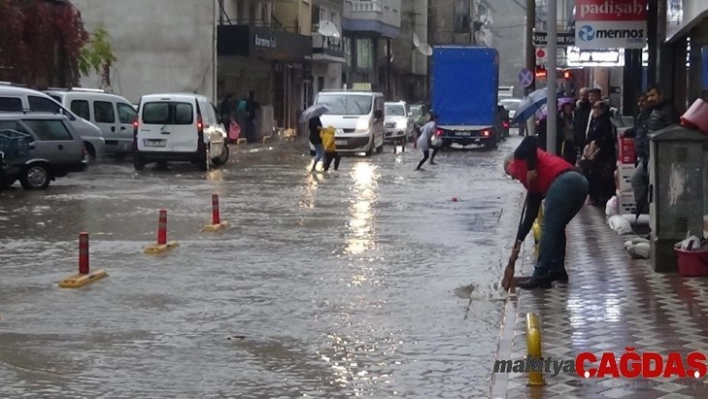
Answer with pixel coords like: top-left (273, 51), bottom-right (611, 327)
top-left (524, 0), bottom-right (537, 137)
top-left (546, 0), bottom-right (557, 155)
top-left (525, 0), bottom-right (536, 94)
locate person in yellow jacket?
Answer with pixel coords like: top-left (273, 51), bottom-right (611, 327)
top-left (320, 125), bottom-right (341, 172)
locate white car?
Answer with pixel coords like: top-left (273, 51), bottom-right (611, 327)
top-left (384, 101), bottom-right (414, 143)
top-left (0, 84), bottom-right (106, 159)
top-left (133, 93), bottom-right (229, 171)
top-left (45, 88), bottom-right (137, 155)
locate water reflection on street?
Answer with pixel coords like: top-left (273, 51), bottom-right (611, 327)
top-left (0, 137), bottom-right (525, 398)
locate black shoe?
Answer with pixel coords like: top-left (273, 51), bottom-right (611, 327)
top-left (516, 276), bottom-right (553, 290)
top-left (430, 161), bottom-right (438, 165)
top-left (550, 270), bottom-right (569, 283)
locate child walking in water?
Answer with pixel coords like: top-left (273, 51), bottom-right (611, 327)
top-left (416, 113), bottom-right (439, 170)
top-left (320, 126), bottom-right (341, 172)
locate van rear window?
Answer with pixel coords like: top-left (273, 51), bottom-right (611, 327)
top-left (142, 102), bottom-right (193, 125)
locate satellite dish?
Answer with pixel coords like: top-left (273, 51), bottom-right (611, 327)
top-left (412, 33), bottom-right (420, 48)
top-left (318, 20), bottom-right (341, 38)
top-left (418, 43), bottom-right (433, 56)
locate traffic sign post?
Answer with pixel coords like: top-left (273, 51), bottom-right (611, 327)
top-left (518, 68), bottom-right (534, 88)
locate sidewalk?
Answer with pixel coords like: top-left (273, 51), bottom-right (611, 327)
top-left (491, 206), bottom-right (708, 398)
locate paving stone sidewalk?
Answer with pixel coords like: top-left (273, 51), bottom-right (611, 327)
top-left (491, 206), bottom-right (708, 399)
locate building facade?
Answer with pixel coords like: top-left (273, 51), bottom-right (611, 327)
top-left (429, 0), bottom-right (493, 46)
top-left (71, 0), bottom-right (218, 103)
top-left (388, 0), bottom-right (429, 103)
top-left (218, 0), bottom-right (313, 130)
top-left (661, 0), bottom-right (708, 110)
top-left (342, 0), bottom-right (401, 96)
top-left (311, 0), bottom-right (346, 96)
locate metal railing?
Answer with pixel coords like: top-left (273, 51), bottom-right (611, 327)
top-left (350, 0), bottom-right (382, 13)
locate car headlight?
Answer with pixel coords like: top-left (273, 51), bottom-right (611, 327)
top-left (335, 128), bottom-right (344, 135)
top-left (354, 120), bottom-right (369, 133)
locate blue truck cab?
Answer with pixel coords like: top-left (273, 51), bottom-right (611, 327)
top-left (431, 46), bottom-right (502, 149)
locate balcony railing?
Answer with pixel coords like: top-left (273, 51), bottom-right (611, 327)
top-left (351, 0), bottom-right (382, 13)
top-left (312, 34), bottom-right (345, 59)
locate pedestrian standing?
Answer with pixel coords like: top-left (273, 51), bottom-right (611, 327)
top-left (415, 113), bottom-right (439, 171)
top-left (503, 135), bottom-right (589, 290)
top-left (320, 125), bottom-right (341, 172)
top-left (309, 115), bottom-right (324, 172)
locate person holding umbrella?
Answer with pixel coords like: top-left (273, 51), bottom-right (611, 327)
top-left (501, 135), bottom-right (589, 290)
top-left (300, 104), bottom-right (330, 171)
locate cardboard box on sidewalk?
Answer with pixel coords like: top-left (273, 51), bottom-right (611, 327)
top-left (617, 190), bottom-right (637, 214)
top-left (615, 163), bottom-right (634, 193)
top-left (618, 137), bottom-right (636, 164)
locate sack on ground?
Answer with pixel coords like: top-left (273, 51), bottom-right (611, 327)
top-left (608, 215), bottom-right (632, 235)
top-left (605, 195), bottom-right (618, 217)
top-left (627, 242), bottom-right (650, 259)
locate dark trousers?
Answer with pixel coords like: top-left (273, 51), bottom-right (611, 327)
top-left (323, 151), bottom-right (340, 171)
top-left (416, 148), bottom-right (438, 169)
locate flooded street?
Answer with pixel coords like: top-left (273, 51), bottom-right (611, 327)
top-left (0, 137), bottom-right (525, 398)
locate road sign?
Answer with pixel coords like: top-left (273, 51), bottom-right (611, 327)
top-left (518, 68), bottom-right (534, 88)
top-left (536, 48), bottom-right (548, 63)
top-left (533, 30), bottom-right (575, 47)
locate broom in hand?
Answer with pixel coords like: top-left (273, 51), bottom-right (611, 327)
top-left (501, 195), bottom-right (528, 292)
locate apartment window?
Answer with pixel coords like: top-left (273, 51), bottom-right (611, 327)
top-left (454, 0), bottom-right (471, 33)
top-left (356, 38), bottom-right (373, 69)
top-left (344, 37), bottom-right (352, 67)
top-left (312, 4), bottom-right (320, 25)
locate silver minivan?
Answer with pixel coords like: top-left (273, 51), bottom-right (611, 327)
top-left (45, 88), bottom-right (137, 155)
top-left (0, 85), bottom-right (105, 159)
top-left (312, 90), bottom-right (385, 156)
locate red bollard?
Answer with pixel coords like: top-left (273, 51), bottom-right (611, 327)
top-left (78, 232), bottom-right (89, 274)
top-left (212, 194), bottom-right (221, 225)
top-left (157, 209), bottom-right (167, 245)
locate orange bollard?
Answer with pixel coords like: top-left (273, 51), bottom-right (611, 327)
top-left (144, 209), bottom-right (179, 254)
top-left (203, 194), bottom-right (229, 232)
top-left (59, 232), bottom-right (107, 288)
top-left (78, 232), bottom-right (89, 274)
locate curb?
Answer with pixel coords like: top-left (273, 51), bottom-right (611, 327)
top-left (231, 137), bottom-right (305, 154)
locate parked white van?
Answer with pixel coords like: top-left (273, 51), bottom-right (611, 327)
top-left (45, 88), bottom-right (136, 155)
top-left (311, 90), bottom-right (385, 156)
top-left (133, 93), bottom-right (229, 171)
top-left (0, 84), bottom-right (105, 158)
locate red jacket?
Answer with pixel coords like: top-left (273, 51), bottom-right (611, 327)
top-left (509, 148), bottom-right (573, 194)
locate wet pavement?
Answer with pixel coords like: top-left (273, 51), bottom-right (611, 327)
top-left (0, 136), bottom-right (526, 398)
top-left (492, 206), bottom-right (708, 399)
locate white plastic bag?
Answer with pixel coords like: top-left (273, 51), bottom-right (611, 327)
top-left (624, 237), bottom-right (650, 250)
top-left (608, 215), bottom-right (632, 235)
top-left (627, 242), bottom-right (650, 259)
top-left (678, 235), bottom-right (703, 250)
top-left (605, 195), bottom-right (619, 217)
top-left (430, 136), bottom-right (443, 148)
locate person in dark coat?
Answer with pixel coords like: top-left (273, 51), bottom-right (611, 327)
top-left (627, 85), bottom-right (680, 214)
top-left (219, 93), bottom-right (235, 128)
top-left (573, 88), bottom-right (592, 162)
top-left (580, 101), bottom-right (616, 207)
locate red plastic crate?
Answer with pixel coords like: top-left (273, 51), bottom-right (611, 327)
top-left (675, 246), bottom-right (708, 277)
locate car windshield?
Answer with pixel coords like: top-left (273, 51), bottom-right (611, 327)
top-left (385, 104), bottom-right (405, 116)
top-left (500, 100), bottom-right (520, 111)
top-left (315, 94), bottom-right (372, 116)
top-left (410, 106), bottom-right (423, 117)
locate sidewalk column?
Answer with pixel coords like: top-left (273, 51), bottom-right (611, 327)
top-left (546, 0), bottom-right (558, 155)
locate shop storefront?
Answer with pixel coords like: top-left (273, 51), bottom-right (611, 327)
top-left (662, 0), bottom-right (708, 109)
top-left (217, 25), bottom-right (312, 129)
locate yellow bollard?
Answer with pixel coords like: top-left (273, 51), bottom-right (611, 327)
top-left (532, 204), bottom-right (544, 258)
top-left (526, 312), bottom-right (546, 386)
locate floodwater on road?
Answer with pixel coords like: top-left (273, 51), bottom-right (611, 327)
top-left (0, 137), bottom-right (525, 398)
